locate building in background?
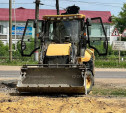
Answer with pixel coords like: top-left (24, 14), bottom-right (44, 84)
top-left (0, 7), bottom-right (112, 45)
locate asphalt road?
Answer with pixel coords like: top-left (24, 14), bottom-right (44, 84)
top-left (0, 71), bottom-right (126, 79)
top-left (95, 71), bottom-right (126, 78)
top-left (0, 71), bottom-right (20, 78)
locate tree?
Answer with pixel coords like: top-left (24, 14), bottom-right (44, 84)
top-left (0, 40), bottom-right (9, 57)
top-left (112, 3), bottom-right (126, 33)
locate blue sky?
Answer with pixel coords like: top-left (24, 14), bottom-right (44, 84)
top-left (0, 0), bottom-right (126, 16)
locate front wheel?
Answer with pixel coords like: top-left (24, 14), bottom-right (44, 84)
top-left (85, 71), bottom-right (94, 94)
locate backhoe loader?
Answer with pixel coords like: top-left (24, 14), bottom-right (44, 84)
top-left (17, 6), bottom-right (108, 94)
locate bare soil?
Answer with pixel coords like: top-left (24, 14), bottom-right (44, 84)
top-left (0, 93), bottom-right (126, 113)
top-left (0, 80), bottom-right (126, 113)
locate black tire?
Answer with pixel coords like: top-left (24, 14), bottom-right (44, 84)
top-left (85, 70), bottom-right (94, 94)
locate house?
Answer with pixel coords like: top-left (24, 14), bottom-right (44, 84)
top-left (0, 7), bottom-right (112, 45)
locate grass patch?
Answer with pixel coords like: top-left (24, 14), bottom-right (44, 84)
top-left (91, 87), bottom-right (126, 97)
top-left (0, 59), bottom-right (37, 66)
top-left (1, 59), bottom-right (126, 68)
top-left (95, 60), bottom-right (126, 68)
top-left (0, 56), bottom-right (126, 68)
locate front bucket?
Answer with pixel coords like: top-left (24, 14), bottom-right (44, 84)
top-left (17, 67), bottom-right (85, 93)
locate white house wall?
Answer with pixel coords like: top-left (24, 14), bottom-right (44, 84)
top-left (0, 21), bottom-right (35, 45)
top-left (89, 23), bottom-right (110, 41)
top-left (0, 21), bottom-right (9, 45)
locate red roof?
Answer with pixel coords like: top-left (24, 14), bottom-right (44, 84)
top-left (0, 7), bottom-right (111, 23)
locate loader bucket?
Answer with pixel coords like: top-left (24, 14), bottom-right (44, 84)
top-left (17, 66), bottom-right (85, 94)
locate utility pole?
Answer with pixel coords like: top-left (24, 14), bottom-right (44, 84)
top-left (13, 0), bottom-right (17, 50)
top-left (9, 0), bottom-right (12, 61)
top-left (34, 0), bottom-right (40, 61)
top-left (56, 0), bottom-right (59, 15)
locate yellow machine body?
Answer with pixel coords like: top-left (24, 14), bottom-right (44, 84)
top-left (78, 49), bottom-right (94, 63)
top-left (43, 14), bottom-right (85, 20)
top-left (46, 43), bottom-right (71, 56)
top-left (17, 14), bottom-right (95, 94)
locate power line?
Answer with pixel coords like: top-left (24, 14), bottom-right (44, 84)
top-left (0, 2), bottom-right (65, 9)
top-left (61, 0), bottom-right (123, 5)
top-left (0, 1), bottom-right (123, 8)
top-left (0, 1), bottom-right (123, 5)
top-left (44, 4), bottom-right (64, 9)
top-left (0, 1), bottom-right (114, 16)
top-left (0, 3), bottom-right (33, 4)
top-left (60, 0), bottom-right (122, 7)
top-left (45, 0), bottom-right (123, 5)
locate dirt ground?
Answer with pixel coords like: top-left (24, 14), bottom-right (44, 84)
top-left (0, 80), bottom-right (125, 113)
top-left (0, 93), bottom-right (126, 113)
top-left (0, 66), bottom-right (126, 113)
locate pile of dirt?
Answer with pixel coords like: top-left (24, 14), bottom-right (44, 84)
top-left (0, 93), bottom-right (126, 113)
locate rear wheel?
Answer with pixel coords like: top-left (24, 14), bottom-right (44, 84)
top-left (85, 71), bottom-right (94, 94)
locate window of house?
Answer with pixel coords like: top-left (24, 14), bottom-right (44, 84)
top-left (0, 25), bottom-right (3, 34)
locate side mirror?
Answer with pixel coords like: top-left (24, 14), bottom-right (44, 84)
top-left (33, 20), bottom-right (37, 28)
top-left (86, 18), bottom-right (92, 26)
top-left (22, 42), bottom-right (26, 51)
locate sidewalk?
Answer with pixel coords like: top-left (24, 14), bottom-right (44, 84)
top-left (0, 66), bottom-right (21, 71)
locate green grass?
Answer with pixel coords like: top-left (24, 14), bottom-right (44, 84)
top-left (0, 59), bottom-right (37, 66)
top-left (1, 59), bottom-right (126, 68)
top-left (95, 59), bottom-right (126, 68)
top-left (91, 87), bottom-right (126, 97)
top-left (0, 56), bottom-right (126, 68)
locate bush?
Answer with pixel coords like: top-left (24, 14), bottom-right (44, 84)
top-left (0, 41), bottom-right (9, 57)
top-left (0, 40), bottom-right (34, 61)
top-left (121, 37), bottom-right (126, 41)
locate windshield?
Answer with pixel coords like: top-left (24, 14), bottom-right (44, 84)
top-left (45, 20), bottom-right (81, 43)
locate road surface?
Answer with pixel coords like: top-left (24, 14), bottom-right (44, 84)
top-left (0, 71), bottom-right (126, 78)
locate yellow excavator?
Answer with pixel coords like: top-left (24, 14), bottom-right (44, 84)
top-left (17, 6), bottom-right (108, 94)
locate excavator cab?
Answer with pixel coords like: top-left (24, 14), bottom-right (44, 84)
top-left (21, 15), bottom-right (108, 57)
top-left (17, 14), bottom-right (108, 94)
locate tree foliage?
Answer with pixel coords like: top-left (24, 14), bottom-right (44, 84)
top-left (0, 41), bottom-right (9, 57)
top-left (112, 3), bottom-right (126, 33)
